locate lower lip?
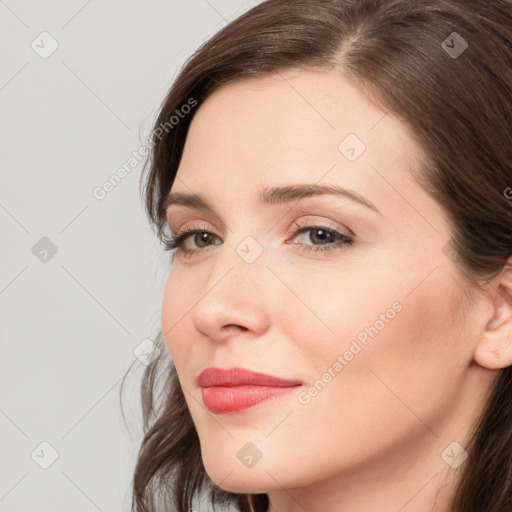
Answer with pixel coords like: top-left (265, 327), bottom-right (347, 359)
top-left (201, 385), bottom-right (299, 414)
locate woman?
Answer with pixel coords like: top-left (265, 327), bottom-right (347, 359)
top-left (125, 1), bottom-right (512, 510)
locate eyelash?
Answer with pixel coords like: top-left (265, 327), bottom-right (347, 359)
top-left (162, 220), bottom-right (354, 259)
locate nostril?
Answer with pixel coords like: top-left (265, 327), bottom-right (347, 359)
top-left (223, 324), bottom-right (248, 333)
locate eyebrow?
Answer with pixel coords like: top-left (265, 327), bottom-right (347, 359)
top-left (164, 184), bottom-right (382, 216)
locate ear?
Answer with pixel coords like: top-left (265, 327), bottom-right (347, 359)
top-left (474, 258), bottom-right (512, 370)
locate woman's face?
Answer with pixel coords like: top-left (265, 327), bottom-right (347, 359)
top-left (161, 68), bottom-right (495, 507)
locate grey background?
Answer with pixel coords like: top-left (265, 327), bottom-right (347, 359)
top-left (1, 1), bottom-right (262, 510)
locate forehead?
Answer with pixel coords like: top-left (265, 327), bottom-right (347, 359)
top-left (178, 68), bottom-right (416, 175)
top-left (184, 68), bottom-right (412, 148)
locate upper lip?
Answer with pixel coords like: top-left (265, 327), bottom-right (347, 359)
top-left (197, 367), bottom-right (302, 388)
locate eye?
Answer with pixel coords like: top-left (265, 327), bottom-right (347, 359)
top-left (285, 220), bottom-right (354, 254)
top-left (162, 222), bottom-right (220, 258)
top-left (162, 220), bottom-right (354, 259)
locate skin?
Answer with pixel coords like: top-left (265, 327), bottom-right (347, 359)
top-left (161, 67), bottom-right (512, 512)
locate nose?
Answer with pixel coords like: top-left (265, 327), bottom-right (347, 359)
top-left (191, 246), bottom-right (271, 344)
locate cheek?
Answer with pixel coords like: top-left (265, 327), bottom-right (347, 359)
top-left (267, 269), bottom-right (466, 477)
top-left (313, 268), bottom-right (467, 424)
top-left (270, 262), bottom-right (404, 367)
top-left (283, 261), bottom-right (466, 415)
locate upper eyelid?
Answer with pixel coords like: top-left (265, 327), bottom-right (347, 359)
top-left (167, 208), bottom-right (356, 235)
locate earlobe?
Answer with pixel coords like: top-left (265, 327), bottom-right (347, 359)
top-left (474, 338), bottom-right (512, 370)
top-left (474, 261), bottom-right (512, 370)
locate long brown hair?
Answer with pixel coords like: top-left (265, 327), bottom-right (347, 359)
top-left (121, 1), bottom-right (512, 510)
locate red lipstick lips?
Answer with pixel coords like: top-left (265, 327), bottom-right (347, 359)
top-left (197, 367), bottom-right (302, 414)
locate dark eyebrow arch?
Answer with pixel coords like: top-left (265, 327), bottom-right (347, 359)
top-left (164, 184), bottom-right (382, 216)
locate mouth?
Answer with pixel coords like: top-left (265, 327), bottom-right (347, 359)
top-left (197, 367), bottom-right (303, 414)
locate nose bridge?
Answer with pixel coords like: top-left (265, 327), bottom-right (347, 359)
top-left (209, 231), bottom-right (269, 299)
top-left (191, 231), bottom-right (271, 338)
